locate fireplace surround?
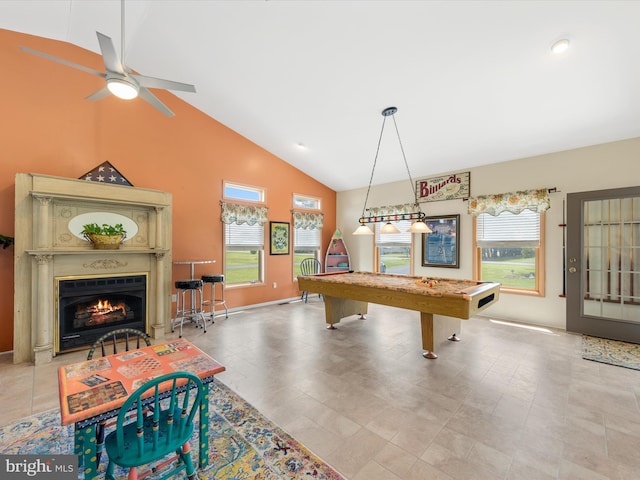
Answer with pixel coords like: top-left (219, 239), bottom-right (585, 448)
top-left (14, 173), bottom-right (172, 364)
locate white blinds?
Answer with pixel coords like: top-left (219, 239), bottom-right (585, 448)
top-left (476, 210), bottom-right (540, 248)
top-left (225, 223), bottom-right (264, 249)
top-left (294, 227), bottom-right (321, 248)
top-left (375, 220), bottom-right (413, 246)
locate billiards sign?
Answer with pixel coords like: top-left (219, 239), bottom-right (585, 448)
top-left (416, 171), bottom-right (470, 203)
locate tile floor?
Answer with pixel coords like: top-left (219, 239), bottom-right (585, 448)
top-left (1, 299), bottom-right (640, 479)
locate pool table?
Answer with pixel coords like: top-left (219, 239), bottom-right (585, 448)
top-left (297, 271), bottom-right (500, 358)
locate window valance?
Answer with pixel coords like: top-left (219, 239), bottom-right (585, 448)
top-left (220, 202), bottom-right (268, 225)
top-left (468, 189), bottom-right (550, 217)
top-left (292, 211), bottom-right (324, 230)
top-left (366, 203), bottom-right (417, 217)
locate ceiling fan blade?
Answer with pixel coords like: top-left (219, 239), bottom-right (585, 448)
top-left (138, 87), bottom-right (175, 117)
top-left (133, 74), bottom-right (196, 93)
top-left (96, 32), bottom-right (124, 74)
top-left (85, 87), bottom-right (111, 101)
top-left (20, 46), bottom-right (105, 78)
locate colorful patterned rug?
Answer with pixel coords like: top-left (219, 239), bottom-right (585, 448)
top-left (0, 380), bottom-right (345, 479)
top-left (582, 335), bottom-right (640, 371)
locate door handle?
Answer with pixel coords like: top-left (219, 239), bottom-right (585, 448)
top-left (569, 267), bottom-right (577, 273)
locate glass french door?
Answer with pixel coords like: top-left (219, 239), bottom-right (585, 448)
top-left (566, 186), bottom-right (640, 343)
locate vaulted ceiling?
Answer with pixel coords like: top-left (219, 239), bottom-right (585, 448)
top-left (2, 0), bottom-right (640, 191)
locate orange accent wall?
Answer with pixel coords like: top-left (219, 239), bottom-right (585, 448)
top-left (0, 29), bottom-right (336, 353)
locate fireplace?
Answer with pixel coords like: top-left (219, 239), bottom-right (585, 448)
top-left (56, 274), bottom-right (148, 352)
top-left (14, 173), bottom-right (173, 365)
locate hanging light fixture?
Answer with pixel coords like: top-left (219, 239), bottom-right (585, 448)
top-left (353, 106), bottom-right (432, 235)
top-left (380, 222), bottom-right (401, 234)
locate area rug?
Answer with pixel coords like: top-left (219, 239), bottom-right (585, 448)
top-left (582, 335), bottom-right (640, 371)
top-left (0, 380), bottom-right (345, 480)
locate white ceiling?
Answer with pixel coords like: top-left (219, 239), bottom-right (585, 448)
top-left (2, 0), bottom-right (640, 192)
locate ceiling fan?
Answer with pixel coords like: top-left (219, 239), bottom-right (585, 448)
top-left (20, 0), bottom-right (195, 117)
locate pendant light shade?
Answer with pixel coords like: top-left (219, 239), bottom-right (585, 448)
top-left (407, 220), bottom-right (432, 234)
top-left (380, 222), bottom-right (401, 234)
top-left (353, 224), bottom-right (374, 235)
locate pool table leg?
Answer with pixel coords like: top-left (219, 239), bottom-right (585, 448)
top-left (323, 296), bottom-right (368, 329)
top-left (420, 312), bottom-right (438, 359)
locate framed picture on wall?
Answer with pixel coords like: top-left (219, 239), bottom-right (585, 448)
top-left (422, 214), bottom-right (460, 268)
top-left (269, 221), bottom-right (290, 255)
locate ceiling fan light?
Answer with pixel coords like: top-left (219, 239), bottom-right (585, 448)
top-left (353, 224), bottom-right (374, 235)
top-left (380, 222), bottom-right (401, 234)
top-left (408, 220), bottom-right (432, 234)
top-left (107, 77), bottom-right (139, 100)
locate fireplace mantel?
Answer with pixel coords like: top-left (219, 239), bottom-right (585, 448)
top-left (14, 173), bottom-right (173, 364)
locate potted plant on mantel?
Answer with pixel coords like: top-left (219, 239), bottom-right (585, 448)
top-left (81, 223), bottom-right (127, 250)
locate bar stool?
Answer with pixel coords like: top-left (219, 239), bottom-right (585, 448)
top-left (201, 274), bottom-right (228, 320)
top-left (171, 279), bottom-right (207, 337)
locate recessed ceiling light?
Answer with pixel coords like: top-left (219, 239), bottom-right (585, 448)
top-left (551, 38), bottom-right (570, 54)
top-left (296, 143), bottom-right (307, 150)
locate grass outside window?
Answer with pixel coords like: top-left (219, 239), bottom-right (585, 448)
top-left (225, 250), bottom-right (262, 284)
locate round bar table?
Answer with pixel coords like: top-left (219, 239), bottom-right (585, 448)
top-left (173, 260), bottom-right (216, 280)
top-left (173, 260), bottom-right (217, 323)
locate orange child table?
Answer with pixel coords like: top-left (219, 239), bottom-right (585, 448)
top-left (58, 339), bottom-right (225, 480)
top-left (297, 271), bottom-right (500, 358)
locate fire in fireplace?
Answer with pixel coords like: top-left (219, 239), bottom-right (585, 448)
top-left (74, 298), bottom-right (132, 328)
top-left (57, 274), bottom-right (148, 352)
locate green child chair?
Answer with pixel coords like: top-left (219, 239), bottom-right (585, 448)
top-left (299, 258), bottom-right (322, 303)
top-left (104, 371), bottom-right (205, 480)
top-left (86, 328), bottom-right (152, 465)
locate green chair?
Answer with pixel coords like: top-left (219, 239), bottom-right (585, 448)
top-left (104, 371), bottom-right (204, 480)
top-left (87, 327), bottom-right (151, 360)
top-left (86, 328), bottom-right (152, 465)
top-left (299, 258), bottom-right (323, 303)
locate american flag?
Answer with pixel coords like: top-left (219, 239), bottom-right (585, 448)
top-left (79, 161), bottom-right (133, 186)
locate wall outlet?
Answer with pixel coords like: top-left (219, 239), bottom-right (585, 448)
top-left (171, 294), bottom-right (177, 302)
top-left (272, 282), bottom-right (277, 288)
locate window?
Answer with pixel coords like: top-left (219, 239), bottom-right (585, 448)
top-left (224, 222), bottom-right (264, 285)
top-left (474, 210), bottom-right (545, 294)
top-left (224, 181), bottom-right (265, 203)
top-left (375, 220), bottom-right (413, 275)
top-left (293, 227), bottom-right (322, 276)
top-left (293, 194), bottom-right (321, 210)
top-left (292, 195), bottom-right (323, 277)
top-left (222, 183), bottom-right (267, 286)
